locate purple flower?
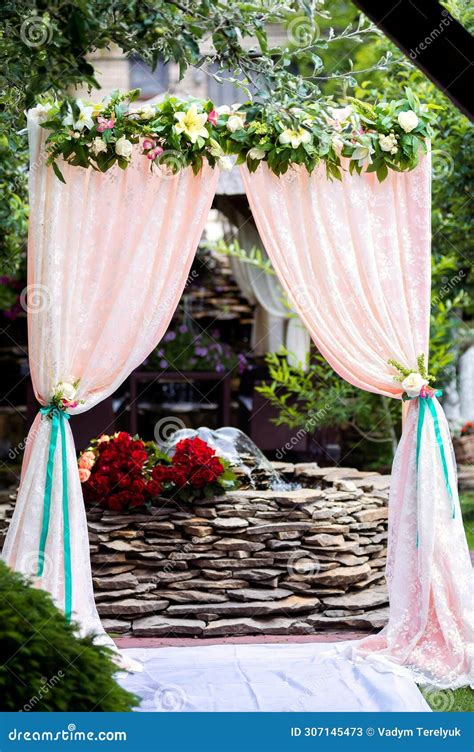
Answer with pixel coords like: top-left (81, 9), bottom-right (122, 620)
top-left (178, 324), bottom-right (188, 334)
top-left (195, 346), bottom-right (208, 357)
top-left (159, 359), bottom-right (168, 368)
top-left (164, 331), bottom-right (176, 342)
top-left (216, 363), bottom-right (225, 373)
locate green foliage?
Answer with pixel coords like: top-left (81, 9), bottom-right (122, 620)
top-left (0, 560), bottom-right (138, 711)
top-left (212, 239), bottom-right (276, 276)
top-left (257, 349), bottom-right (400, 467)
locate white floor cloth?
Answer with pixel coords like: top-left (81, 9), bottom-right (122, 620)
top-left (117, 642), bottom-right (431, 712)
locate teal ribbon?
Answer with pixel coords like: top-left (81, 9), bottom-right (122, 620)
top-left (38, 405), bottom-right (72, 622)
top-left (409, 389), bottom-right (455, 547)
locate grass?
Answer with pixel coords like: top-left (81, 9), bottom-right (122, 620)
top-left (422, 686), bottom-right (474, 712)
top-left (460, 491), bottom-right (474, 550)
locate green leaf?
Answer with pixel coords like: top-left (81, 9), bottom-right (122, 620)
top-left (52, 161), bottom-right (66, 183)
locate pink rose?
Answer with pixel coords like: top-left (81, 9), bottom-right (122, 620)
top-left (97, 116), bottom-right (115, 133)
top-left (147, 146), bottom-right (164, 161)
top-left (208, 110), bottom-right (218, 127)
top-left (62, 399), bottom-right (78, 408)
top-left (78, 468), bottom-right (91, 483)
top-left (97, 434), bottom-right (110, 443)
top-left (142, 138), bottom-right (156, 151)
top-left (79, 452), bottom-right (95, 469)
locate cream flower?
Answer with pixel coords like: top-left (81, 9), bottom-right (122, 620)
top-left (379, 132), bottom-right (398, 154)
top-left (226, 113), bottom-right (246, 133)
top-left (329, 105), bottom-right (353, 124)
top-left (174, 104), bottom-right (209, 143)
top-left (136, 104), bottom-right (156, 120)
top-left (398, 110), bottom-right (419, 133)
top-left (115, 136), bottom-right (133, 159)
top-left (90, 137), bottom-right (107, 156)
top-left (208, 139), bottom-right (233, 171)
top-left (279, 128), bottom-right (311, 149)
top-left (401, 372), bottom-right (428, 398)
top-left (351, 139), bottom-right (375, 168)
top-left (248, 147), bottom-right (266, 160)
top-left (63, 100), bottom-right (94, 131)
top-left (216, 105), bottom-right (231, 115)
top-left (56, 382), bottom-right (77, 401)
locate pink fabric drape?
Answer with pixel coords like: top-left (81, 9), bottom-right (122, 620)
top-left (241, 159), bottom-right (473, 688)
top-left (2, 116), bottom-right (218, 645)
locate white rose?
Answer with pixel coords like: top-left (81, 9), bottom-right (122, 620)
top-left (216, 105), bottom-right (231, 115)
top-left (401, 372), bottom-right (428, 398)
top-left (226, 114), bottom-right (246, 133)
top-left (248, 147), bottom-right (266, 160)
top-left (90, 137), bottom-right (107, 156)
top-left (397, 110), bottom-right (419, 133)
top-left (217, 156), bottom-right (233, 172)
top-left (379, 133), bottom-right (398, 153)
top-left (115, 136), bottom-right (133, 159)
top-left (56, 382), bottom-right (76, 401)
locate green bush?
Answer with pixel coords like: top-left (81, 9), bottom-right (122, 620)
top-left (0, 561), bottom-right (138, 711)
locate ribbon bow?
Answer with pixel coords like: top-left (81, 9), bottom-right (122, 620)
top-left (38, 405), bottom-right (72, 622)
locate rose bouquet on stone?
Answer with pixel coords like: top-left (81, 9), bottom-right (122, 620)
top-left (149, 437), bottom-right (238, 503)
top-left (78, 433), bottom-right (238, 511)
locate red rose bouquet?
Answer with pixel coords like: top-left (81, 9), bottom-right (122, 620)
top-left (78, 433), bottom-right (238, 511)
top-left (150, 437), bottom-right (237, 503)
top-left (79, 432), bottom-right (158, 511)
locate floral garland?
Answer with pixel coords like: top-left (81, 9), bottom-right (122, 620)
top-left (32, 87), bottom-right (435, 183)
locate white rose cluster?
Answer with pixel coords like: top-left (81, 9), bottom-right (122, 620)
top-left (379, 132), bottom-right (398, 155)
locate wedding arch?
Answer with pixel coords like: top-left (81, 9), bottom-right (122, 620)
top-left (2, 92), bottom-right (472, 689)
